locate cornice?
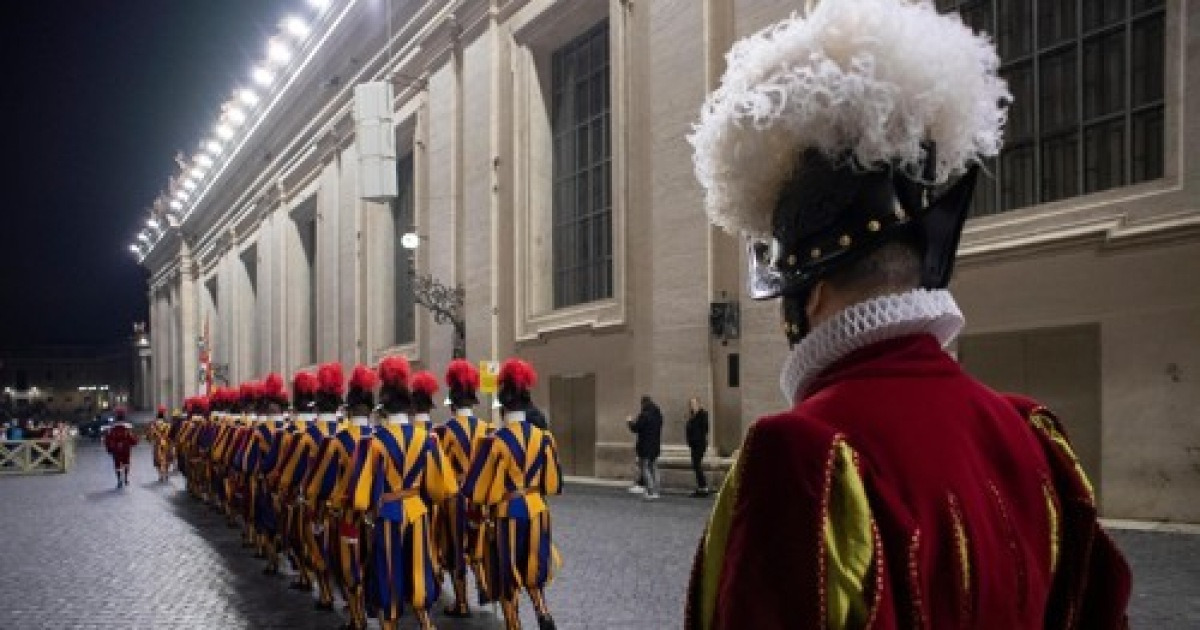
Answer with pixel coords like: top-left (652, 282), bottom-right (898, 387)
top-left (958, 208), bottom-right (1200, 267)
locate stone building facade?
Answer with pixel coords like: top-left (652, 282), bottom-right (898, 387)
top-left (140, 0), bottom-right (1198, 521)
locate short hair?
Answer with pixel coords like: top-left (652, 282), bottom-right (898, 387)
top-left (825, 239), bottom-right (921, 302)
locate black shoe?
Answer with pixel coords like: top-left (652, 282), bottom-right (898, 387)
top-left (537, 614), bottom-right (557, 630)
top-left (261, 566), bottom-right (278, 576)
top-left (689, 489), bottom-right (709, 498)
top-left (444, 604), bottom-right (471, 618)
top-left (313, 600), bottom-right (334, 611)
top-left (288, 580), bottom-right (310, 591)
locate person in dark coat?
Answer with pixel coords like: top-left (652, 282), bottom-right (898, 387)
top-left (685, 397), bottom-right (710, 497)
top-left (626, 396), bottom-right (663, 500)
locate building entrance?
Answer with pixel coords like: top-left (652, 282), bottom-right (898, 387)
top-left (548, 374), bottom-right (596, 477)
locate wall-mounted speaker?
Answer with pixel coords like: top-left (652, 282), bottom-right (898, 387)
top-left (354, 81), bottom-right (397, 201)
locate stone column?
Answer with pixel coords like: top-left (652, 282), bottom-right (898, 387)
top-left (178, 240), bottom-right (199, 399)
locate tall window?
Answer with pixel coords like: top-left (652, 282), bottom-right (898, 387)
top-left (938, 0), bottom-right (1166, 217)
top-left (302, 217), bottom-right (318, 362)
top-left (392, 153), bottom-right (415, 345)
top-left (551, 21), bottom-right (612, 309)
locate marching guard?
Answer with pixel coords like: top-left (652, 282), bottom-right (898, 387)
top-left (438, 359), bottom-right (495, 615)
top-left (307, 364), bottom-right (377, 630)
top-left (285, 364), bottom-right (345, 610)
top-left (249, 373), bottom-right (289, 575)
top-left (148, 405), bottom-right (172, 482)
top-left (347, 356), bottom-right (458, 630)
top-left (462, 359), bottom-right (562, 630)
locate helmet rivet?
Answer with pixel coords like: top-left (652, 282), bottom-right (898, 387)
top-left (838, 234), bottom-right (852, 248)
top-left (867, 220), bottom-right (881, 232)
top-left (786, 254), bottom-right (797, 266)
top-left (810, 248), bottom-right (821, 259)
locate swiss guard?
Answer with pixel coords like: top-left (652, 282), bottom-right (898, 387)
top-left (104, 407), bottom-right (139, 488)
top-left (348, 356), bottom-right (457, 630)
top-left (308, 364), bottom-right (377, 630)
top-left (438, 359), bottom-right (494, 615)
top-left (462, 359), bottom-right (562, 630)
top-left (684, 1), bottom-right (1131, 628)
top-left (294, 363), bottom-right (346, 611)
top-left (275, 370), bottom-right (319, 594)
top-left (148, 405), bottom-right (172, 482)
top-left (251, 372), bottom-right (289, 575)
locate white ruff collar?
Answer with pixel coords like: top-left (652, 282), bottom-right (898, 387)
top-left (780, 289), bottom-right (964, 405)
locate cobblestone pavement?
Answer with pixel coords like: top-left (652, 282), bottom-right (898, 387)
top-left (0, 442), bottom-right (1196, 628)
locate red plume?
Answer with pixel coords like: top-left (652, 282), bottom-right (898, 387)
top-left (445, 359), bottom-right (480, 391)
top-left (240, 380), bottom-right (262, 402)
top-left (348, 364), bottom-right (380, 392)
top-left (157, 405), bottom-right (166, 416)
top-left (377, 355), bottom-right (411, 389)
top-left (193, 396), bottom-right (210, 415)
top-left (292, 371), bottom-right (318, 396)
top-left (317, 362), bottom-right (345, 396)
top-left (411, 371), bottom-right (439, 397)
top-left (498, 358), bottom-right (537, 391)
top-left (262, 372), bottom-right (288, 402)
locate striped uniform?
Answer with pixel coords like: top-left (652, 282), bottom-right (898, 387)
top-left (438, 413), bottom-right (492, 585)
top-left (280, 419), bottom-right (340, 575)
top-left (462, 419), bottom-right (564, 600)
top-left (348, 421), bottom-right (458, 620)
top-left (246, 420), bottom-right (283, 537)
top-left (306, 422), bottom-right (374, 601)
top-left (148, 420), bottom-right (172, 474)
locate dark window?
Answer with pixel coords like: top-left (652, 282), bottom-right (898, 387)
top-left (728, 354), bottom-right (740, 389)
top-left (940, 0), bottom-right (1165, 217)
top-left (392, 153), bottom-right (415, 345)
top-left (551, 21), bottom-right (612, 309)
top-left (294, 213), bottom-right (318, 364)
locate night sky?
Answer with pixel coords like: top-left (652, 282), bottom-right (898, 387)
top-left (0, 2), bottom-right (291, 349)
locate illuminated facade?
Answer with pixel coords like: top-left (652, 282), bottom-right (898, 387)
top-left (139, 0), bottom-right (1198, 520)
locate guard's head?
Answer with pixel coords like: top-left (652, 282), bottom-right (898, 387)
top-left (690, 0), bottom-right (1006, 346)
top-left (345, 364), bottom-right (379, 417)
top-left (377, 356), bottom-right (411, 415)
top-left (496, 359), bottom-right (537, 413)
top-left (444, 359), bottom-right (480, 409)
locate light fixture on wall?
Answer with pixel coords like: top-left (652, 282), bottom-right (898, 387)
top-left (401, 231), bottom-right (466, 359)
top-left (709, 292), bottom-right (740, 346)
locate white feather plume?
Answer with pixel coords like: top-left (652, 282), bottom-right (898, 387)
top-left (690, 0), bottom-right (1010, 237)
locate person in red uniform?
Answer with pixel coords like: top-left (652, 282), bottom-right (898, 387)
top-left (684, 2), bottom-right (1131, 629)
top-left (105, 408), bottom-right (139, 488)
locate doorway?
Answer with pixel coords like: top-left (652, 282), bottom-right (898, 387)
top-left (548, 374), bottom-right (596, 476)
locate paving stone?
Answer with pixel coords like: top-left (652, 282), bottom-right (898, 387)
top-left (0, 442), bottom-right (1194, 628)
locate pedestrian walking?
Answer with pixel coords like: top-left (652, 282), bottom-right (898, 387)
top-left (104, 408), bottom-right (138, 488)
top-left (684, 2), bottom-right (1130, 627)
top-left (684, 398), bottom-right (710, 497)
top-left (626, 396), bottom-right (662, 500)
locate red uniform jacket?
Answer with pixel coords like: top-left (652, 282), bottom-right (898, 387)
top-left (687, 334), bottom-right (1130, 629)
top-left (105, 425), bottom-right (139, 465)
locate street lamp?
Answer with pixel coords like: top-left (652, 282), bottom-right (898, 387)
top-left (401, 231), bottom-right (466, 359)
